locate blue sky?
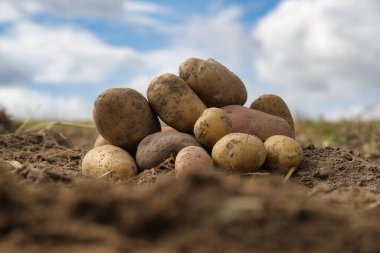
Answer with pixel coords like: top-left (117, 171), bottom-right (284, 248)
top-left (0, 0), bottom-right (379, 120)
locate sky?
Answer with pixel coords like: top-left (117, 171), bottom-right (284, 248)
top-left (0, 0), bottom-right (379, 120)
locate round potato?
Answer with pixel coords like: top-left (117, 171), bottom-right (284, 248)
top-left (147, 73), bottom-right (207, 133)
top-left (93, 134), bottom-right (110, 148)
top-left (179, 58), bottom-right (247, 107)
top-left (136, 131), bottom-right (202, 171)
top-left (250, 94), bottom-right (295, 132)
top-left (82, 144), bottom-right (137, 180)
top-left (194, 107), bottom-right (232, 149)
top-left (264, 135), bottom-right (304, 174)
top-left (212, 133), bottom-right (267, 173)
top-left (222, 105), bottom-right (295, 141)
top-left (175, 146), bottom-right (213, 178)
top-left (93, 88), bottom-right (160, 150)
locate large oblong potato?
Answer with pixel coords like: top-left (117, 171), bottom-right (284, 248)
top-left (136, 131), bottom-right (202, 171)
top-left (212, 133), bottom-right (267, 173)
top-left (179, 58), bottom-right (247, 107)
top-left (222, 105), bottom-right (295, 141)
top-left (82, 144), bottom-right (137, 180)
top-left (194, 107), bottom-right (232, 149)
top-left (93, 88), bottom-right (160, 150)
top-left (250, 94), bottom-right (295, 132)
top-left (147, 73), bottom-right (207, 133)
top-left (264, 135), bottom-right (304, 174)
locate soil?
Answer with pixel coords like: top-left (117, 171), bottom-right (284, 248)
top-left (0, 132), bottom-right (380, 253)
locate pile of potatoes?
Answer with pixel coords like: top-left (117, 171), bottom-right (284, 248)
top-left (82, 58), bottom-right (304, 180)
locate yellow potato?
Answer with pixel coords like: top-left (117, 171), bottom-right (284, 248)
top-left (212, 133), bottom-right (267, 173)
top-left (194, 107), bottom-right (233, 149)
top-left (179, 58), bottom-right (247, 107)
top-left (264, 135), bottom-right (304, 174)
top-left (82, 144), bottom-right (137, 180)
top-left (147, 73), bottom-right (207, 133)
top-left (93, 134), bottom-right (110, 148)
top-left (175, 146), bottom-right (213, 178)
top-left (250, 94), bottom-right (295, 132)
top-left (93, 88), bottom-right (160, 150)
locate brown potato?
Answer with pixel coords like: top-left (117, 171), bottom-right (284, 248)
top-left (175, 146), bottom-right (213, 178)
top-left (136, 131), bottom-right (202, 171)
top-left (250, 94), bottom-right (295, 132)
top-left (222, 105), bottom-right (295, 141)
top-left (264, 135), bottom-right (304, 174)
top-left (147, 73), bottom-right (207, 133)
top-left (81, 144), bottom-right (137, 180)
top-left (194, 107), bottom-right (233, 149)
top-left (179, 58), bottom-right (247, 107)
top-left (93, 88), bottom-right (160, 150)
top-left (212, 133), bottom-right (267, 173)
top-left (93, 134), bottom-right (110, 148)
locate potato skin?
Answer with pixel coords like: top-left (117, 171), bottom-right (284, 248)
top-left (147, 73), bottom-right (207, 133)
top-left (264, 135), bottom-right (304, 174)
top-left (222, 105), bottom-right (295, 141)
top-left (212, 133), bottom-right (267, 173)
top-left (93, 88), bottom-right (160, 150)
top-left (194, 107), bottom-right (233, 149)
top-left (175, 146), bottom-right (213, 178)
top-left (81, 144), bottom-right (137, 179)
top-left (250, 94), bottom-right (295, 132)
top-left (136, 131), bottom-right (202, 171)
top-left (179, 58), bottom-right (247, 107)
top-left (93, 135), bottom-right (110, 148)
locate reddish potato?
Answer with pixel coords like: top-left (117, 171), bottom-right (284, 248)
top-left (222, 105), bottom-right (295, 141)
top-left (175, 146), bottom-right (213, 178)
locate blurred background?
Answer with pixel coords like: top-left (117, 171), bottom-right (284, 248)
top-left (0, 0), bottom-right (379, 155)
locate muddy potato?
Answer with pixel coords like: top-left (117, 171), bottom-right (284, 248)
top-left (136, 131), bottom-right (202, 171)
top-left (82, 145), bottom-right (137, 179)
top-left (194, 107), bottom-right (233, 149)
top-left (179, 58), bottom-right (247, 107)
top-left (250, 94), bottom-right (295, 132)
top-left (93, 135), bottom-right (110, 148)
top-left (175, 146), bottom-right (213, 178)
top-left (222, 105), bottom-right (295, 141)
top-left (93, 88), bottom-right (160, 150)
top-left (212, 133), bottom-right (267, 173)
top-left (147, 73), bottom-right (207, 133)
top-left (264, 135), bottom-right (304, 174)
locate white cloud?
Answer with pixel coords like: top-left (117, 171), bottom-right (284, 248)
top-left (0, 21), bottom-right (136, 84)
top-left (253, 0), bottom-right (380, 118)
top-left (175, 6), bottom-right (253, 70)
top-left (0, 86), bottom-right (90, 120)
top-left (0, 0), bottom-right (171, 31)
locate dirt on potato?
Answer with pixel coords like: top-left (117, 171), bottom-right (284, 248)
top-left (0, 132), bottom-right (380, 253)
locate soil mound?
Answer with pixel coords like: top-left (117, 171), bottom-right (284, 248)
top-left (0, 133), bottom-right (379, 252)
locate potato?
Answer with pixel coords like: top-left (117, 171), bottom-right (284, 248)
top-left (161, 126), bottom-right (176, 132)
top-left (179, 58), bottom-right (247, 107)
top-left (264, 135), bottom-right (303, 174)
top-left (250, 94), bottom-right (295, 132)
top-left (175, 146), bottom-right (213, 178)
top-left (93, 88), bottom-right (160, 150)
top-left (93, 134), bottom-right (110, 148)
top-left (212, 133), bottom-right (266, 173)
top-left (136, 131), bottom-right (202, 170)
top-left (147, 73), bottom-right (207, 133)
top-left (82, 144), bottom-right (137, 179)
top-left (222, 105), bottom-right (295, 141)
top-left (194, 107), bottom-right (233, 149)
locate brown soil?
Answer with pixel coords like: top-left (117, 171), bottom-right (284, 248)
top-left (1, 133), bottom-right (380, 253)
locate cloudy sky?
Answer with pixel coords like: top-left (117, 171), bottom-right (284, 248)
top-left (0, 0), bottom-right (379, 120)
